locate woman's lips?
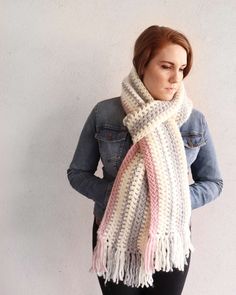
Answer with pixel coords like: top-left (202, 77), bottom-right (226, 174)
top-left (165, 88), bottom-right (175, 92)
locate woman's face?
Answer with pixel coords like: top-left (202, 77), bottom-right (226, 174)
top-left (142, 43), bottom-right (187, 101)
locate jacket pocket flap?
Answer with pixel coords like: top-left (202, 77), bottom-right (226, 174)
top-left (182, 133), bottom-right (206, 148)
top-left (95, 129), bottom-right (127, 142)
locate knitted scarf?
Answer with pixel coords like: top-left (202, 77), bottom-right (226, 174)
top-left (90, 66), bottom-right (195, 288)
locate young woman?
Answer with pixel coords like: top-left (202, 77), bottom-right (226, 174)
top-left (67, 25), bottom-right (223, 295)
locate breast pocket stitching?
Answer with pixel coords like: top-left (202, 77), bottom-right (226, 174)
top-left (182, 133), bottom-right (206, 148)
top-left (95, 127), bottom-right (128, 166)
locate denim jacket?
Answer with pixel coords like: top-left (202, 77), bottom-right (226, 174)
top-left (67, 97), bottom-right (223, 222)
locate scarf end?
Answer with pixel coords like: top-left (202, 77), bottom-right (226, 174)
top-left (144, 231), bottom-right (194, 273)
top-left (90, 231), bottom-right (194, 288)
top-left (90, 236), bottom-right (154, 288)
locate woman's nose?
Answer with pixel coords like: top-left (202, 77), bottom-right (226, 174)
top-left (169, 70), bottom-right (182, 83)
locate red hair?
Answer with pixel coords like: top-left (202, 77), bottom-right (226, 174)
top-left (133, 25), bottom-right (193, 80)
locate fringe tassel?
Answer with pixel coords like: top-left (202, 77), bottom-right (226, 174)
top-left (144, 233), bottom-right (156, 273)
top-left (90, 231), bottom-right (193, 288)
top-left (89, 235), bottom-right (107, 275)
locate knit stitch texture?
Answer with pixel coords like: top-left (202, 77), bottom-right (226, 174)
top-left (90, 66), bottom-right (195, 288)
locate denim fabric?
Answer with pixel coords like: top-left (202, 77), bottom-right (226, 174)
top-left (67, 97), bottom-right (223, 221)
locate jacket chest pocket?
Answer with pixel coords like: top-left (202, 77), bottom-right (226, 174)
top-left (181, 132), bottom-right (206, 166)
top-left (95, 127), bottom-right (129, 174)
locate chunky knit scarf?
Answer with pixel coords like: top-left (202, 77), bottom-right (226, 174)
top-left (90, 66), bottom-right (194, 288)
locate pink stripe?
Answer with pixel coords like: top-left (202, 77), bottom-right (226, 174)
top-left (98, 143), bottom-right (139, 235)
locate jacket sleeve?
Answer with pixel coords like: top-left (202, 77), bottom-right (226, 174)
top-left (189, 114), bottom-right (223, 209)
top-left (67, 103), bottom-right (113, 209)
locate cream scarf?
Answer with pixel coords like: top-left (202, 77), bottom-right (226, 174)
top-left (90, 66), bottom-right (194, 288)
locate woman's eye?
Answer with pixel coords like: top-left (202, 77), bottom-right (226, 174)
top-left (161, 65), bottom-right (185, 72)
top-left (162, 65), bottom-right (171, 70)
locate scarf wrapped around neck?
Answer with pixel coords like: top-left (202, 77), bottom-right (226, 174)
top-left (90, 66), bottom-right (195, 288)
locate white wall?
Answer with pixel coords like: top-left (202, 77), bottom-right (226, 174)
top-left (1, 1), bottom-right (236, 294)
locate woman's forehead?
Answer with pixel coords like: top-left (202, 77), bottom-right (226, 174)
top-left (154, 44), bottom-right (187, 65)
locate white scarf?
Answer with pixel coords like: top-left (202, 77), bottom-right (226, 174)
top-left (90, 66), bottom-right (194, 288)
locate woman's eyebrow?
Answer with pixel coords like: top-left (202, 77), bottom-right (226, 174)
top-left (159, 60), bottom-right (187, 67)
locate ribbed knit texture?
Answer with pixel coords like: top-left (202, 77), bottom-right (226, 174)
top-left (90, 66), bottom-right (195, 288)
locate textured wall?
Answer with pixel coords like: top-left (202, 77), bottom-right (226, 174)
top-left (1, 1), bottom-right (235, 294)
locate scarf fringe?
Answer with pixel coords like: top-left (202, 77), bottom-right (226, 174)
top-left (90, 230), bottom-right (194, 288)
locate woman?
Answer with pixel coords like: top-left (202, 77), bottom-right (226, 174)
top-left (67, 25), bottom-right (223, 295)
